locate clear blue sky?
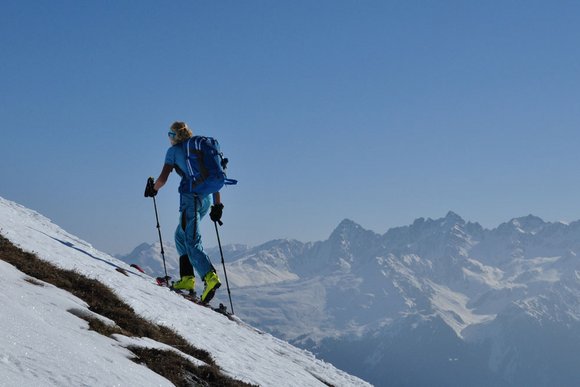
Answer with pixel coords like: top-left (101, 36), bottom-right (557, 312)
top-left (2, 1), bottom-right (580, 254)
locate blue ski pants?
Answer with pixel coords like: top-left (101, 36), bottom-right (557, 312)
top-left (174, 193), bottom-right (214, 279)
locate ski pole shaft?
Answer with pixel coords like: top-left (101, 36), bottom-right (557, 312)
top-left (152, 195), bottom-right (169, 286)
top-left (214, 221), bottom-right (234, 315)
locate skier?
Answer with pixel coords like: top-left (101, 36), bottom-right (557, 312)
top-left (145, 121), bottom-right (224, 304)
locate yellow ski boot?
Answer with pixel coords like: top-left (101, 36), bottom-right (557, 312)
top-left (172, 275), bottom-right (195, 291)
top-left (201, 271), bottom-right (221, 304)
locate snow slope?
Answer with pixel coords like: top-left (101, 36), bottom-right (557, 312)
top-left (0, 196), bottom-right (370, 387)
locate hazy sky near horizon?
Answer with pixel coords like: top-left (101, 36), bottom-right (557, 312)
top-left (2, 1), bottom-right (580, 254)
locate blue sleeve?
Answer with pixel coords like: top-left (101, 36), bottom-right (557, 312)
top-left (165, 144), bottom-right (188, 177)
top-left (164, 146), bottom-right (175, 166)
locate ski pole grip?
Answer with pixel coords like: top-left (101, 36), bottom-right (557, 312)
top-left (145, 177), bottom-right (155, 197)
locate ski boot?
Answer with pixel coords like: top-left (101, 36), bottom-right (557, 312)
top-left (200, 271), bottom-right (221, 304)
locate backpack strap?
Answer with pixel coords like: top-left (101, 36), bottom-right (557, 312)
top-left (184, 136), bottom-right (205, 179)
top-left (184, 138), bottom-right (193, 177)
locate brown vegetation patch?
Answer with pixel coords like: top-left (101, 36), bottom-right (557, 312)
top-left (130, 347), bottom-right (255, 387)
top-left (67, 311), bottom-right (127, 337)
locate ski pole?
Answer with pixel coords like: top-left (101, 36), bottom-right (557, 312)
top-left (147, 177), bottom-right (170, 286)
top-left (214, 221), bottom-right (234, 315)
top-left (152, 195), bottom-right (170, 286)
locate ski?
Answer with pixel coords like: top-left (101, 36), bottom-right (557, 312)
top-left (174, 288), bottom-right (262, 333)
top-left (153, 279), bottom-right (261, 332)
top-left (153, 278), bottom-right (237, 321)
top-left (170, 288), bottom-right (235, 321)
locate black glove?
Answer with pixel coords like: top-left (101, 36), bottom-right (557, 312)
top-left (144, 177), bottom-right (158, 197)
top-left (210, 203), bottom-right (224, 225)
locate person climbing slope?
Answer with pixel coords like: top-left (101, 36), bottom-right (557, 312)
top-left (145, 121), bottom-right (232, 304)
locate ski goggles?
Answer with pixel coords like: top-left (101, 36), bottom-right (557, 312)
top-left (167, 131), bottom-right (176, 138)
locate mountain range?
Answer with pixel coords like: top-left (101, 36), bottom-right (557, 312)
top-left (118, 211), bottom-right (580, 386)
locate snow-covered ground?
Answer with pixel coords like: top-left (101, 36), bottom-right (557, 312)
top-left (0, 196), bottom-right (370, 387)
